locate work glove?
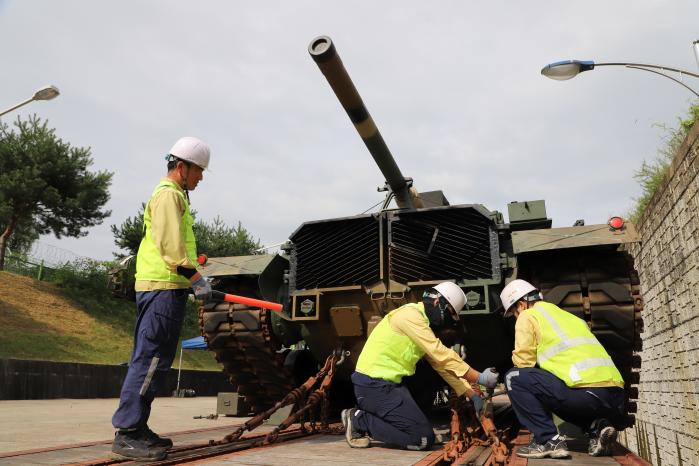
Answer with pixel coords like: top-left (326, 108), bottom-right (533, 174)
top-left (476, 367), bottom-right (499, 389)
top-left (470, 393), bottom-right (484, 415)
top-left (190, 273), bottom-right (212, 301)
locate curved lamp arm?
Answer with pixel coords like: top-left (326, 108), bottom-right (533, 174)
top-left (541, 60), bottom-right (699, 97)
top-left (594, 62), bottom-right (699, 79)
top-left (0, 85), bottom-right (60, 118)
top-left (624, 66), bottom-right (699, 98)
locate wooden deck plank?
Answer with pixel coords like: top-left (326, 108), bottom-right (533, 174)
top-left (204, 435), bottom-right (433, 465)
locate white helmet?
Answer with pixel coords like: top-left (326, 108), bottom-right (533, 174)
top-left (169, 136), bottom-right (211, 170)
top-left (500, 279), bottom-right (538, 315)
top-left (433, 282), bottom-right (467, 315)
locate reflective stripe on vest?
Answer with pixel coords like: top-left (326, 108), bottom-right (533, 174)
top-left (134, 179), bottom-right (197, 285)
top-left (528, 302), bottom-right (624, 388)
top-left (569, 358), bottom-right (618, 383)
top-left (355, 303), bottom-right (427, 384)
top-left (537, 335), bottom-right (601, 366)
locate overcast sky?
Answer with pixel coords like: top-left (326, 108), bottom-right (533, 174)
top-left (2, 1), bottom-right (698, 262)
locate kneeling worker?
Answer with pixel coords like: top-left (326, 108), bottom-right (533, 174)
top-left (501, 279), bottom-right (625, 459)
top-left (343, 282), bottom-right (499, 450)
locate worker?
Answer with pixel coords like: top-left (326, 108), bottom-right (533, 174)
top-left (111, 137), bottom-right (213, 461)
top-left (501, 279), bottom-right (625, 459)
top-left (342, 282), bottom-right (499, 450)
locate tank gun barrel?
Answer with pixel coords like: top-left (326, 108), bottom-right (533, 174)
top-left (308, 35), bottom-right (415, 209)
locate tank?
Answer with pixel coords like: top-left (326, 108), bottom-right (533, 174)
top-left (199, 36), bottom-right (643, 426)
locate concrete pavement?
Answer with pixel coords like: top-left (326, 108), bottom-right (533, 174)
top-left (0, 397), bottom-right (237, 453)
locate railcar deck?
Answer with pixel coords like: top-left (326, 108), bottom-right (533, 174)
top-left (0, 398), bottom-right (649, 466)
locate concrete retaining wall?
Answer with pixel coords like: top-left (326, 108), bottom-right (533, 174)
top-left (622, 121), bottom-right (699, 466)
top-left (0, 358), bottom-right (235, 399)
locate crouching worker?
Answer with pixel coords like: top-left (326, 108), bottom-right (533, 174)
top-left (342, 282), bottom-right (499, 450)
top-left (501, 279), bottom-right (626, 459)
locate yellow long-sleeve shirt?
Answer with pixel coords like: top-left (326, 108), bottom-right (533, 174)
top-left (512, 310), bottom-right (540, 369)
top-left (135, 178), bottom-right (197, 292)
top-left (388, 305), bottom-right (473, 396)
top-left (512, 308), bottom-right (621, 388)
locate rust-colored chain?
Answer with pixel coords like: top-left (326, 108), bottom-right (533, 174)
top-left (441, 388), bottom-right (510, 466)
top-left (264, 354), bottom-right (338, 443)
top-left (442, 393), bottom-right (481, 463)
top-left (212, 354), bottom-right (336, 445)
top-left (479, 396), bottom-right (508, 465)
top-left (442, 395), bottom-right (466, 461)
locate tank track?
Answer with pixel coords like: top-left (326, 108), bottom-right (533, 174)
top-left (525, 248), bottom-right (643, 427)
top-left (199, 301), bottom-right (293, 413)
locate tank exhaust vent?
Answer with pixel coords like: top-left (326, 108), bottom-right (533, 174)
top-left (388, 206), bottom-right (498, 283)
top-left (289, 215), bottom-right (381, 290)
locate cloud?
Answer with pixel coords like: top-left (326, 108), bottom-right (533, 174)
top-left (1, 0), bottom-right (697, 259)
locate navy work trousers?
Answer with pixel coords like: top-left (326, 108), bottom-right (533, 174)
top-left (112, 289), bottom-right (188, 430)
top-left (505, 367), bottom-right (625, 445)
top-left (351, 372), bottom-right (435, 450)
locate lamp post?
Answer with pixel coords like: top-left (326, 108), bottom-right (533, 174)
top-left (0, 85), bottom-right (61, 117)
top-left (541, 60), bottom-right (699, 97)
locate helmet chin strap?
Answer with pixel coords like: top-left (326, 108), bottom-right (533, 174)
top-left (181, 162), bottom-right (191, 203)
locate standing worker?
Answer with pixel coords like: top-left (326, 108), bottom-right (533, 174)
top-left (342, 282), bottom-right (499, 450)
top-left (501, 279), bottom-right (625, 459)
top-left (111, 137), bottom-right (214, 461)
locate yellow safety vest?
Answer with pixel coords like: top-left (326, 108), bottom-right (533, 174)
top-left (355, 303), bottom-right (427, 383)
top-left (528, 301), bottom-right (624, 388)
top-left (134, 179), bottom-right (197, 286)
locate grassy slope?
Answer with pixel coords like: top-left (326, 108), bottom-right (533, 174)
top-left (0, 271), bottom-right (220, 370)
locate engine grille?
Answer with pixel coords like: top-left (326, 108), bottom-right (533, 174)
top-left (289, 215), bottom-right (380, 290)
top-left (388, 206), bottom-right (497, 283)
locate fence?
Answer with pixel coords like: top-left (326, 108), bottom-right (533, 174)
top-left (4, 241), bottom-right (98, 282)
top-left (3, 253), bottom-right (56, 281)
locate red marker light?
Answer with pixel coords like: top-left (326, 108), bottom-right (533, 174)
top-left (197, 254), bottom-right (208, 265)
top-left (608, 216), bottom-right (624, 230)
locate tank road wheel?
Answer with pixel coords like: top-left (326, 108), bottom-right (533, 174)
top-left (198, 301), bottom-right (293, 413)
top-left (522, 249), bottom-right (643, 428)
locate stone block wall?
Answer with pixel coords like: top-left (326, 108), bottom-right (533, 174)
top-left (621, 121), bottom-right (699, 466)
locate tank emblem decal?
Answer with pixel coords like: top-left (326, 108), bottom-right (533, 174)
top-left (300, 299), bottom-right (315, 315)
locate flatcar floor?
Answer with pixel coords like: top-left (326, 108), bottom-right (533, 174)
top-left (0, 431), bottom-right (638, 465)
top-left (0, 398), bottom-right (646, 466)
top-left (0, 427), bottom-right (428, 466)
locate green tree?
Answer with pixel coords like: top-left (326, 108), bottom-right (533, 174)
top-left (110, 202), bottom-right (146, 257)
top-left (194, 215), bottom-right (263, 257)
top-left (4, 216), bottom-right (39, 256)
top-left (112, 208), bottom-right (262, 258)
top-left (0, 115), bottom-right (113, 269)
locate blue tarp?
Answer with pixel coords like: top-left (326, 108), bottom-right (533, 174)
top-left (181, 336), bottom-right (207, 350)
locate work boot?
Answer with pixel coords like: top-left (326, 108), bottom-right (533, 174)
top-left (143, 426), bottom-right (174, 449)
top-left (588, 419), bottom-right (617, 456)
top-left (111, 430), bottom-right (168, 461)
top-left (516, 435), bottom-right (570, 459)
top-left (341, 408), bottom-right (370, 448)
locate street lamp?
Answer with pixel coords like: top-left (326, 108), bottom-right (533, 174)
top-left (0, 85), bottom-right (61, 117)
top-left (541, 60), bottom-right (699, 98)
